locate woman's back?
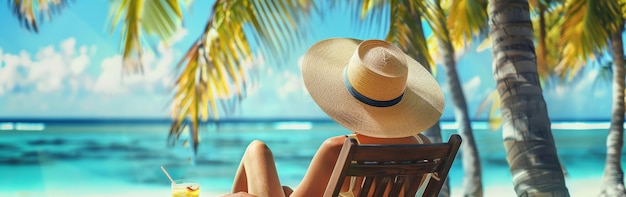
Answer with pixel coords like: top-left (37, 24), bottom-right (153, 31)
top-left (291, 134), bottom-right (430, 197)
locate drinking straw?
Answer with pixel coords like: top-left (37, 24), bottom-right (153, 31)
top-left (160, 166), bottom-right (176, 185)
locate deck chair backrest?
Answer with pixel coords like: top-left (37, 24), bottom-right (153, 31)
top-left (323, 134), bottom-right (462, 197)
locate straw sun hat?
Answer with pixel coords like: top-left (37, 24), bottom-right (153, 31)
top-left (301, 38), bottom-right (445, 138)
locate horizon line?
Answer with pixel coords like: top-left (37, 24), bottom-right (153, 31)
top-left (0, 117), bottom-right (616, 123)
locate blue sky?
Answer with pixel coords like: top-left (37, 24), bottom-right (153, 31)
top-left (0, 1), bottom-right (618, 121)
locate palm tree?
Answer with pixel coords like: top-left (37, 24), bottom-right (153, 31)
top-left (602, 24), bottom-right (625, 197)
top-left (558, 0), bottom-right (625, 195)
top-left (426, 0), bottom-right (487, 195)
top-left (487, 0), bottom-right (570, 196)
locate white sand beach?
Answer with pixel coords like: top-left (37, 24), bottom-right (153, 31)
top-left (0, 176), bottom-right (604, 197)
top-left (449, 176), bottom-right (603, 197)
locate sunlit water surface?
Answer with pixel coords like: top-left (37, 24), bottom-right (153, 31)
top-left (0, 121), bottom-right (616, 196)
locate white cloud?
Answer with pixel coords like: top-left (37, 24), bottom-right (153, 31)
top-left (0, 54), bottom-right (21, 94)
top-left (92, 55), bottom-right (125, 94)
top-left (61, 38), bottom-right (76, 57)
top-left (0, 37), bottom-right (97, 95)
top-left (545, 68), bottom-right (609, 100)
top-left (206, 52), bottom-right (301, 109)
top-left (29, 46), bottom-right (67, 92)
top-left (0, 29), bottom-right (193, 96)
top-left (573, 69), bottom-right (597, 92)
top-left (463, 76), bottom-right (481, 95)
top-left (238, 54), bottom-right (266, 96)
top-left (277, 71), bottom-right (302, 99)
top-left (70, 46), bottom-right (90, 75)
top-left (91, 28), bottom-right (188, 95)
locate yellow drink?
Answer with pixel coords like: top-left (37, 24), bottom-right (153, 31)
top-left (171, 179), bottom-right (200, 197)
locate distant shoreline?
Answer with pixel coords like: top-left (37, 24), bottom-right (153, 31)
top-left (0, 118), bottom-right (336, 125)
top-left (0, 118), bottom-right (621, 131)
top-left (0, 117), bottom-right (616, 124)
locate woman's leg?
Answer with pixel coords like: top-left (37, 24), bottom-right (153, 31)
top-left (231, 140), bottom-right (286, 197)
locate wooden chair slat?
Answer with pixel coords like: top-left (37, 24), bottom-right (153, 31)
top-left (346, 163), bottom-right (439, 176)
top-left (389, 176), bottom-right (406, 196)
top-left (358, 176), bottom-right (374, 197)
top-left (404, 175), bottom-right (422, 196)
top-left (372, 177), bottom-right (390, 196)
top-left (323, 134), bottom-right (462, 197)
top-left (352, 145), bottom-right (451, 161)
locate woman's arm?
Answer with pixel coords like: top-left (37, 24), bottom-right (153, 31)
top-left (222, 192), bottom-right (257, 197)
top-left (289, 136), bottom-right (346, 197)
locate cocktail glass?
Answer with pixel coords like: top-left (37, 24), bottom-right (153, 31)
top-left (171, 179), bottom-right (200, 197)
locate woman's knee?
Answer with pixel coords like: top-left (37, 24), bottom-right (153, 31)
top-left (245, 140), bottom-right (273, 157)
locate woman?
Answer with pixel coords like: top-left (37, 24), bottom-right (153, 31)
top-left (224, 38), bottom-right (445, 197)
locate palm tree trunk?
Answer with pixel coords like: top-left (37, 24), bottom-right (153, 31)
top-left (437, 35), bottom-right (483, 197)
top-left (488, 0), bottom-right (570, 196)
top-left (431, 1), bottom-right (483, 195)
top-left (599, 27), bottom-right (626, 197)
top-left (405, 9), bottom-right (451, 196)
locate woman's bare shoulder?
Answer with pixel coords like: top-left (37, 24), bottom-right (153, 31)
top-left (321, 135), bottom-right (348, 148)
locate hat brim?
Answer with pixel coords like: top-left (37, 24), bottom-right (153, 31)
top-left (302, 38), bottom-right (445, 138)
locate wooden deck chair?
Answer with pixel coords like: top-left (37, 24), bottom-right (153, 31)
top-left (323, 134), bottom-right (462, 197)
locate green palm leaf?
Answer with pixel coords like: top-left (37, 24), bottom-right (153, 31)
top-left (387, 0), bottom-right (434, 70)
top-left (558, 0), bottom-right (622, 80)
top-left (474, 90), bottom-right (501, 131)
top-left (170, 0), bottom-right (314, 153)
top-left (108, 0), bottom-right (184, 74)
top-left (446, 0), bottom-right (488, 49)
top-left (622, 0), bottom-right (626, 19)
top-left (342, 0), bottom-right (389, 41)
top-left (532, 2), bottom-right (566, 79)
top-left (9, 0), bottom-right (71, 32)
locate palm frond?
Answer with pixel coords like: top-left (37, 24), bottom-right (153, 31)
top-left (446, 0), bottom-right (488, 49)
top-left (108, 0), bottom-right (184, 74)
top-left (386, 0), bottom-right (435, 71)
top-left (474, 90), bottom-right (501, 131)
top-left (426, 35), bottom-right (440, 76)
top-left (558, 0), bottom-right (622, 81)
top-left (475, 37), bottom-right (491, 52)
top-left (345, 0), bottom-right (390, 39)
top-left (422, 0), bottom-right (456, 72)
top-left (169, 0), bottom-right (313, 154)
top-left (622, 0), bottom-right (626, 19)
top-left (422, 0), bottom-right (447, 44)
top-left (9, 0), bottom-right (71, 32)
top-left (533, 3), bottom-right (566, 80)
top-left (528, 0), bottom-right (564, 13)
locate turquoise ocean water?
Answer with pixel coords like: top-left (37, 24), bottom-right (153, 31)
top-left (0, 120), bottom-right (617, 196)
